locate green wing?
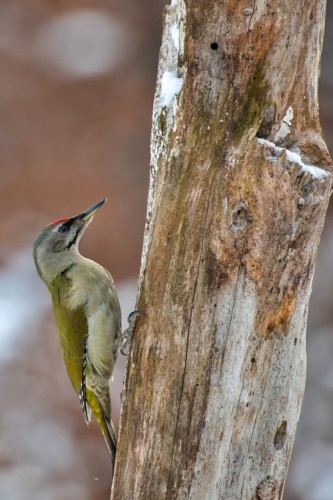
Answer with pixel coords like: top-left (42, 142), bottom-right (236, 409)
top-left (49, 273), bottom-right (87, 394)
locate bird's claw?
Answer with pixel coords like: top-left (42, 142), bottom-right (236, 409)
top-left (119, 310), bottom-right (144, 356)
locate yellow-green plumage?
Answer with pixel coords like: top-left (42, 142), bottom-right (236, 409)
top-left (50, 273), bottom-right (86, 393)
top-left (33, 199), bottom-right (120, 464)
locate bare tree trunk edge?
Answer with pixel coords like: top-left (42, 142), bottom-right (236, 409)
top-left (112, 1), bottom-right (332, 499)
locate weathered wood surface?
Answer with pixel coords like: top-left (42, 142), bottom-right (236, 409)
top-left (112, 1), bottom-right (332, 499)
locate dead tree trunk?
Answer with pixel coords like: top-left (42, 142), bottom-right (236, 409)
top-left (112, 1), bottom-right (331, 498)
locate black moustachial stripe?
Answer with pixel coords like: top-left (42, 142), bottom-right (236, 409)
top-left (67, 229), bottom-right (80, 249)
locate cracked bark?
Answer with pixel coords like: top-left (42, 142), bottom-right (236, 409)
top-left (111, 1), bottom-right (332, 499)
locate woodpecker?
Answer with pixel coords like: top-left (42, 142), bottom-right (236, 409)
top-left (33, 199), bottom-right (121, 464)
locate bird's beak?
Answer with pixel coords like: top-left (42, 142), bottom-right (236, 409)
top-left (76, 198), bottom-right (107, 222)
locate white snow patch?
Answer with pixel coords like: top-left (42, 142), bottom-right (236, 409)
top-left (275, 106), bottom-right (294, 141)
top-left (275, 123), bottom-right (290, 142)
top-left (256, 138), bottom-right (279, 149)
top-left (170, 23), bottom-right (180, 50)
top-left (171, 0), bottom-right (177, 5)
top-left (257, 138), bottom-right (329, 180)
top-left (159, 70), bottom-right (183, 107)
top-left (283, 106), bottom-right (293, 126)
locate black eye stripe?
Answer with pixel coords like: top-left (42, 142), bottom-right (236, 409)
top-left (58, 218), bottom-right (74, 232)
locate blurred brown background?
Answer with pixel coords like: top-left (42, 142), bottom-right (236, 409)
top-left (0, 2), bottom-right (332, 499)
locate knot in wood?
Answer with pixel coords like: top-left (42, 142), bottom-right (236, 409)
top-left (256, 476), bottom-right (278, 500)
top-left (231, 203), bottom-right (251, 231)
top-left (274, 420), bottom-right (287, 450)
top-left (243, 7), bottom-right (254, 16)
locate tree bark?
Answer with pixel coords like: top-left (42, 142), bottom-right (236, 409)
top-left (112, 1), bottom-right (331, 499)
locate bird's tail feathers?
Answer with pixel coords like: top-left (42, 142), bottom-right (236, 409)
top-left (100, 406), bottom-right (117, 464)
top-left (85, 384), bottom-right (117, 470)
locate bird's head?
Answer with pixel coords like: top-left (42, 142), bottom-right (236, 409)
top-left (33, 198), bottom-right (106, 283)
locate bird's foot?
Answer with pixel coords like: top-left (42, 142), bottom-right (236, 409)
top-left (119, 310), bottom-right (144, 355)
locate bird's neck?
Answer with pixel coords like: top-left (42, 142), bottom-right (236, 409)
top-left (37, 247), bottom-right (83, 285)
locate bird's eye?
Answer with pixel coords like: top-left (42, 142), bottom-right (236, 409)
top-left (58, 224), bottom-right (69, 233)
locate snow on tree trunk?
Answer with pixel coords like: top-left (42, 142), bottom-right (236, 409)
top-left (111, 1), bottom-right (332, 498)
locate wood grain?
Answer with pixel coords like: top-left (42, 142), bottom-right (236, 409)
top-left (112, 1), bottom-right (332, 498)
